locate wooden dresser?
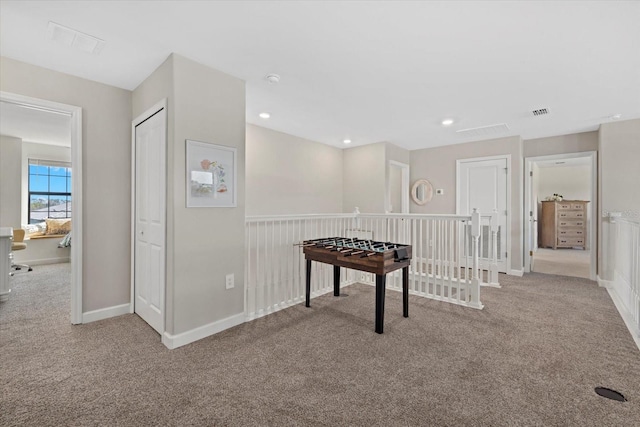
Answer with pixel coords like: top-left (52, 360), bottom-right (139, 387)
top-left (540, 200), bottom-right (589, 250)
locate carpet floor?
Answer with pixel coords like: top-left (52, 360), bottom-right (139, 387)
top-left (1, 263), bottom-right (639, 426)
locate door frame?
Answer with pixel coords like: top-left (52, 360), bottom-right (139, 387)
top-left (456, 154), bottom-right (512, 273)
top-left (130, 99), bottom-right (167, 333)
top-left (1, 91), bottom-right (83, 324)
top-left (524, 151), bottom-right (597, 280)
top-left (387, 160), bottom-right (410, 213)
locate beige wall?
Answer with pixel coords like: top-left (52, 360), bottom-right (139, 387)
top-left (343, 143), bottom-right (386, 213)
top-left (410, 136), bottom-right (524, 271)
top-left (342, 142), bottom-right (386, 213)
top-left (0, 135), bottom-right (22, 229)
top-left (133, 54), bottom-right (246, 336)
top-left (133, 54), bottom-right (245, 335)
top-left (1, 56), bottom-right (132, 312)
top-left (524, 131), bottom-right (598, 158)
top-left (172, 55), bottom-right (246, 335)
top-left (537, 165), bottom-right (591, 202)
top-left (599, 118), bottom-right (640, 279)
top-left (246, 124), bottom-right (343, 215)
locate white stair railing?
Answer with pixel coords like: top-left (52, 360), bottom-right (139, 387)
top-left (245, 214), bottom-right (355, 320)
top-left (245, 211), bottom-right (498, 320)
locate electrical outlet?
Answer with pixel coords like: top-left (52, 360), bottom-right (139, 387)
top-left (225, 273), bottom-right (234, 289)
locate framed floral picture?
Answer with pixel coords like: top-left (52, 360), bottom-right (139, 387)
top-left (186, 139), bottom-right (237, 207)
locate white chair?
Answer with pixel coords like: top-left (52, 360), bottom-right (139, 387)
top-left (11, 229), bottom-right (32, 275)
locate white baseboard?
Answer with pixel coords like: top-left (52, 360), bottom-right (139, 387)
top-left (19, 257), bottom-right (70, 266)
top-left (162, 313), bottom-right (245, 350)
top-left (596, 275), bottom-right (612, 288)
top-left (508, 269), bottom-right (524, 277)
top-left (82, 303), bottom-right (130, 324)
top-left (605, 286), bottom-right (640, 352)
top-left (481, 282), bottom-right (502, 288)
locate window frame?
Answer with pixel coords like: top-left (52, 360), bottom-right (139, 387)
top-left (28, 159), bottom-right (72, 224)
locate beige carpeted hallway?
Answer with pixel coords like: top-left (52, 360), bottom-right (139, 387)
top-left (1, 263), bottom-right (639, 426)
top-left (532, 248), bottom-right (591, 279)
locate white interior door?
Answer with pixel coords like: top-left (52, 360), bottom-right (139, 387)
top-left (458, 157), bottom-right (508, 272)
top-left (134, 108), bottom-right (166, 334)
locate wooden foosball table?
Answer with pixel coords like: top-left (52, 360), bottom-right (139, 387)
top-left (299, 237), bottom-right (412, 334)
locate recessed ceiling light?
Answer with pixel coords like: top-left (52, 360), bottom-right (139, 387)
top-left (441, 119), bottom-right (454, 126)
top-left (259, 112), bottom-right (270, 119)
top-left (265, 74), bottom-right (280, 84)
top-left (610, 114), bottom-right (622, 120)
top-left (343, 139), bottom-right (352, 144)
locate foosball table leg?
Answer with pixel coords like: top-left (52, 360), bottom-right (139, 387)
top-left (333, 265), bottom-right (340, 296)
top-left (375, 274), bottom-right (386, 334)
top-left (403, 266), bottom-right (409, 318)
top-left (305, 259), bottom-right (312, 307)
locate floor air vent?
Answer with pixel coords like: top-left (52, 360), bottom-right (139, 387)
top-left (594, 387), bottom-right (627, 402)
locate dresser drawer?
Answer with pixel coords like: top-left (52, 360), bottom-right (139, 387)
top-left (557, 237), bottom-right (585, 247)
top-left (558, 211), bottom-right (585, 219)
top-left (557, 229), bottom-right (585, 237)
top-left (557, 203), bottom-right (572, 210)
top-left (558, 219), bottom-right (584, 227)
top-left (571, 203), bottom-right (585, 210)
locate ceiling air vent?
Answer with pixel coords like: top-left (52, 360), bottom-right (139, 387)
top-left (456, 123), bottom-right (510, 138)
top-left (47, 21), bottom-right (105, 55)
top-left (532, 108), bottom-right (549, 116)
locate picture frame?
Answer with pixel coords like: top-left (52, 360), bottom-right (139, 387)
top-left (186, 139), bottom-right (237, 208)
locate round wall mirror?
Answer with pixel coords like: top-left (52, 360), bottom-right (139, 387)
top-left (411, 179), bottom-right (433, 205)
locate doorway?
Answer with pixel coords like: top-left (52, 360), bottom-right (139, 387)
top-left (387, 160), bottom-right (409, 213)
top-left (0, 91), bottom-right (83, 323)
top-left (524, 152), bottom-right (597, 280)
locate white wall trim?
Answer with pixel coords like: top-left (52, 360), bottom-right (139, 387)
top-left (0, 91), bottom-right (83, 325)
top-left (82, 303), bottom-right (130, 324)
top-left (481, 281), bottom-right (502, 288)
top-left (508, 269), bottom-right (524, 277)
top-left (524, 151), bottom-right (597, 280)
top-left (596, 275), bottom-right (611, 288)
top-left (18, 257), bottom-right (70, 266)
top-left (162, 312), bottom-right (245, 350)
top-left (604, 284), bottom-right (640, 352)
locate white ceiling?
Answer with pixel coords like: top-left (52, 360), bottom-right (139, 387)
top-left (0, 101), bottom-right (71, 147)
top-left (1, 1), bottom-right (639, 150)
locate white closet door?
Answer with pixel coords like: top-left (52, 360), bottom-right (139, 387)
top-left (134, 108), bottom-right (166, 334)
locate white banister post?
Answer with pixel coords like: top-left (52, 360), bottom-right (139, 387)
top-left (470, 208), bottom-right (482, 307)
top-left (353, 207), bottom-right (361, 230)
top-left (490, 209), bottom-right (500, 286)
